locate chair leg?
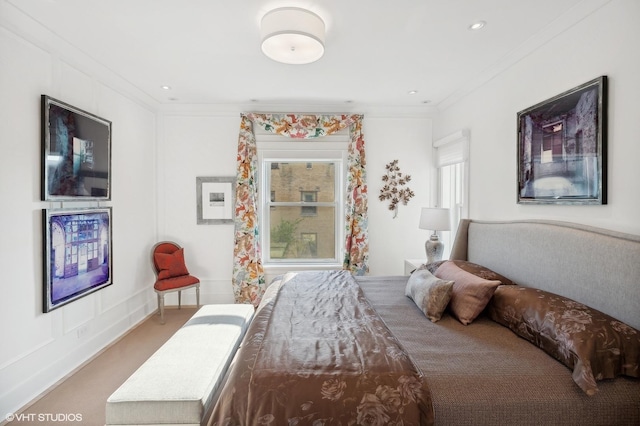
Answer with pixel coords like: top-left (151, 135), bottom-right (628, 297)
top-left (158, 293), bottom-right (166, 324)
top-left (196, 285), bottom-right (200, 308)
top-left (178, 290), bottom-right (182, 310)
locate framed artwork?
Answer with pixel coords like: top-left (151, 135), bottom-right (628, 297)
top-left (42, 207), bottom-right (113, 312)
top-left (196, 176), bottom-right (235, 224)
top-left (41, 95), bottom-right (112, 201)
top-left (517, 76), bottom-right (607, 204)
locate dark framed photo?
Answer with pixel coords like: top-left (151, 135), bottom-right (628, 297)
top-left (41, 95), bottom-right (112, 200)
top-left (196, 176), bottom-right (235, 224)
top-left (43, 207), bottom-right (113, 312)
top-left (517, 76), bottom-right (607, 204)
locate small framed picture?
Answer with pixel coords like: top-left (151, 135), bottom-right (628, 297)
top-left (196, 176), bottom-right (235, 224)
top-left (517, 76), bottom-right (607, 204)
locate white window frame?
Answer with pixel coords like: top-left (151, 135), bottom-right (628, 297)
top-left (433, 130), bottom-right (470, 257)
top-left (257, 133), bottom-right (348, 270)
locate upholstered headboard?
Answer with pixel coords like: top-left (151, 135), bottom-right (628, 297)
top-left (450, 219), bottom-right (640, 330)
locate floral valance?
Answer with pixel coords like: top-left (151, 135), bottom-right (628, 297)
top-left (244, 113), bottom-right (360, 139)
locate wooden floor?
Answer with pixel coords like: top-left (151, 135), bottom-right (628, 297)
top-left (6, 307), bottom-right (197, 426)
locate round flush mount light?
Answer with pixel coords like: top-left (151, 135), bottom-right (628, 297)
top-left (469, 21), bottom-right (486, 30)
top-left (260, 7), bottom-right (325, 65)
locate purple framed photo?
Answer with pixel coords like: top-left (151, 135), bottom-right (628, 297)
top-left (42, 207), bottom-right (112, 312)
top-left (517, 76), bottom-right (607, 204)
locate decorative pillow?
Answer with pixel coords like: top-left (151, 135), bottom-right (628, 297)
top-left (423, 260), bottom-right (517, 286)
top-left (154, 248), bottom-right (190, 279)
top-left (487, 285), bottom-right (640, 396)
top-left (405, 269), bottom-right (454, 322)
top-left (433, 261), bottom-right (501, 325)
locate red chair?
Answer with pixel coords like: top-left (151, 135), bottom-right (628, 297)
top-left (151, 241), bottom-right (200, 324)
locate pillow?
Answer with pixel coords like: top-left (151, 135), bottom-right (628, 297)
top-left (487, 285), bottom-right (640, 396)
top-left (405, 269), bottom-right (454, 322)
top-left (154, 248), bottom-right (190, 279)
top-left (423, 260), bottom-right (517, 286)
top-left (434, 261), bottom-right (501, 325)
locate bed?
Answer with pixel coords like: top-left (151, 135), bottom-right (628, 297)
top-left (208, 219), bottom-right (640, 425)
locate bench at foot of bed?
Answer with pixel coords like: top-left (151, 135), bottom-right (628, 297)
top-left (105, 304), bottom-right (254, 426)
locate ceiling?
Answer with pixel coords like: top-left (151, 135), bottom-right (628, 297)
top-left (8, 0), bottom-right (594, 110)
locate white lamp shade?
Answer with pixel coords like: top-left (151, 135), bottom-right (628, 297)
top-left (261, 7), bottom-right (325, 65)
top-left (418, 208), bottom-right (451, 231)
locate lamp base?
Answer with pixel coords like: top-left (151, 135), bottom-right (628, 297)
top-left (425, 234), bottom-right (444, 264)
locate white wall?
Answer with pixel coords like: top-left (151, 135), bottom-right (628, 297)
top-left (435, 0), bottom-right (640, 235)
top-left (0, 7), bottom-right (158, 416)
top-left (157, 111), bottom-right (240, 303)
top-left (365, 116), bottom-right (433, 273)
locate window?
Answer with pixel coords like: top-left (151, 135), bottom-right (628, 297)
top-left (434, 130), bottom-right (469, 256)
top-left (258, 136), bottom-right (347, 266)
top-left (301, 191), bottom-right (318, 216)
top-left (541, 121), bottom-right (564, 163)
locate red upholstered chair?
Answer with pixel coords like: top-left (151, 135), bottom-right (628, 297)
top-left (151, 241), bottom-right (200, 324)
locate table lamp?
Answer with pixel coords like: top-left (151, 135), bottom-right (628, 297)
top-left (418, 207), bottom-right (451, 264)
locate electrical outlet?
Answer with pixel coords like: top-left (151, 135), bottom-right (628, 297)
top-left (76, 325), bottom-right (88, 339)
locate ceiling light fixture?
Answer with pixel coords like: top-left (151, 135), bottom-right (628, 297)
top-left (260, 7), bottom-right (325, 65)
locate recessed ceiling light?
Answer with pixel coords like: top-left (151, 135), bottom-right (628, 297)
top-left (408, 90), bottom-right (418, 95)
top-left (469, 21), bottom-right (486, 30)
top-left (161, 85), bottom-right (172, 90)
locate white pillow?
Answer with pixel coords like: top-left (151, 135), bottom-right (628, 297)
top-left (405, 268), bottom-right (454, 322)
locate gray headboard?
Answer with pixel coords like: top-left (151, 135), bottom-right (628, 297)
top-left (450, 219), bottom-right (640, 330)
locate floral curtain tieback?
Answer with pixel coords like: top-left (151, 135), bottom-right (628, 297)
top-left (379, 159), bottom-right (414, 218)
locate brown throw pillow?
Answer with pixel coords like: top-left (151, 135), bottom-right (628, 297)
top-left (487, 285), bottom-right (640, 396)
top-left (405, 269), bottom-right (454, 322)
top-left (423, 260), bottom-right (516, 286)
top-left (154, 248), bottom-right (190, 279)
top-left (434, 261), bottom-right (501, 325)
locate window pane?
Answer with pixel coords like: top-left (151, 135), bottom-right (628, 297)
top-left (439, 162), bottom-right (465, 259)
top-left (269, 206), bottom-right (335, 260)
top-left (269, 162), bottom-right (335, 202)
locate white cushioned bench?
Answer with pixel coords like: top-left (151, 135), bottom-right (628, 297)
top-left (105, 304), bottom-right (254, 426)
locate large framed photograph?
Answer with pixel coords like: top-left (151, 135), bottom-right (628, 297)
top-left (42, 207), bottom-right (112, 312)
top-left (196, 176), bottom-right (235, 224)
top-left (42, 95), bottom-right (112, 201)
top-left (517, 76), bottom-right (607, 204)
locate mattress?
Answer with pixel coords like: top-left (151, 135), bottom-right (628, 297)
top-left (357, 275), bottom-right (640, 426)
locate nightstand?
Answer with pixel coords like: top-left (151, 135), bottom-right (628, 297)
top-left (404, 258), bottom-right (425, 275)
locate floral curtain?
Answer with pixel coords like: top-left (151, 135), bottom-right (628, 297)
top-left (232, 113), bottom-right (369, 306)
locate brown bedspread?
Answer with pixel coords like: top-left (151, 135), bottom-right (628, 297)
top-left (209, 270), bottom-right (434, 426)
